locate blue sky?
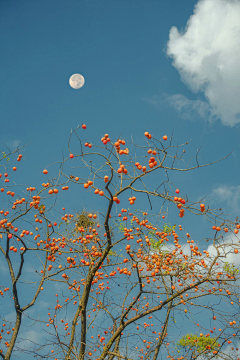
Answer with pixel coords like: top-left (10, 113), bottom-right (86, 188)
top-left (1, 0), bottom-right (240, 358)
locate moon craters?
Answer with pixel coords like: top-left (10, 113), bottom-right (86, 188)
top-left (69, 74), bottom-right (85, 89)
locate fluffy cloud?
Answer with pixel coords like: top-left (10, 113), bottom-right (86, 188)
top-left (207, 236), bottom-right (240, 267)
top-left (211, 184), bottom-right (240, 213)
top-left (165, 0), bottom-right (240, 126)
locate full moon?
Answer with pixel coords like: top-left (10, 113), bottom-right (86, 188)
top-left (69, 74), bottom-right (85, 89)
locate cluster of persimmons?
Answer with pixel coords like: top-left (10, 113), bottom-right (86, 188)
top-left (0, 124), bottom-right (239, 360)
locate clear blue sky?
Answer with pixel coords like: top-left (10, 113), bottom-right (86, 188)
top-left (1, 0), bottom-right (240, 358)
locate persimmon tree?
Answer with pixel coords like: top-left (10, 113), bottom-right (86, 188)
top-left (0, 126), bottom-right (240, 360)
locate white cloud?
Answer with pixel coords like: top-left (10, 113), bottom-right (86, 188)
top-left (211, 184), bottom-right (240, 213)
top-left (207, 235), bottom-right (240, 267)
top-left (220, 342), bottom-right (240, 359)
top-left (163, 93), bottom-right (213, 121)
top-left (18, 329), bottom-right (42, 350)
top-left (165, 0), bottom-right (240, 127)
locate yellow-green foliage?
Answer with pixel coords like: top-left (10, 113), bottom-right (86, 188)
top-left (223, 262), bottom-right (239, 276)
top-left (176, 333), bottom-right (219, 358)
top-left (151, 223), bottom-right (176, 249)
top-left (163, 222), bottom-right (176, 233)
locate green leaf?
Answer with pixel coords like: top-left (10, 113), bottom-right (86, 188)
top-left (109, 250), bottom-right (121, 257)
top-left (223, 261), bottom-right (239, 275)
top-left (176, 333), bottom-right (220, 358)
top-left (163, 222), bottom-right (176, 233)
